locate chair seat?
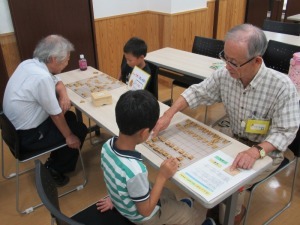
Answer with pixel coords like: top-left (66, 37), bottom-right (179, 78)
top-left (172, 76), bottom-right (203, 88)
top-left (173, 80), bottom-right (192, 89)
top-left (72, 204), bottom-right (134, 225)
top-left (16, 142), bottom-right (66, 161)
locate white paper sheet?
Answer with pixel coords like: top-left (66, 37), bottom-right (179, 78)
top-left (174, 150), bottom-right (255, 202)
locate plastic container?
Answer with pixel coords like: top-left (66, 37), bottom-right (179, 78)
top-left (288, 52), bottom-right (300, 90)
top-left (79, 54), bottom-right (87, 71)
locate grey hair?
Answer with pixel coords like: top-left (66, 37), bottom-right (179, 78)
top-left (225, 24), bottom-right (267, 58)
top-left (33, 35), bottom-right (74, 63)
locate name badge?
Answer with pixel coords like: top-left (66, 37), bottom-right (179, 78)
top-left (245, 119), bottom-right (270, 135)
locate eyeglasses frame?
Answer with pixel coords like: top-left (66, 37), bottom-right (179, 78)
top-left (219, 50), bottom-right (256, 69)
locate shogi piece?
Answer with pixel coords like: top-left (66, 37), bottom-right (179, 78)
top-left (91, 91), bottom-right (112, 107)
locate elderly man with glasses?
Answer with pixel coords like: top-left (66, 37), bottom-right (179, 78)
top-left (152, 24), bottom-right (300, 224)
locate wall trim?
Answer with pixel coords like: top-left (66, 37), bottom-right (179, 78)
top-left (94, 8), bottom-right (209, 21)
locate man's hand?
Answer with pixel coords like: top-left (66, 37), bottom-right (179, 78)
top-left (66, 134), bottom-right (81, 149)
top-left (231, 147), bottom-right (260, 170)
top-left (152, 114), bottom-right (172, 138)
top-left (58, 95), bottom-right (71, 114)
top-left (96, 196), bottom-right (114, 212)
top-left (152, 96), bottom-right (189, 138)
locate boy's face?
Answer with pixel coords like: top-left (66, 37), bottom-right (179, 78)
top-left (124, 53), bottom-right (144, 68)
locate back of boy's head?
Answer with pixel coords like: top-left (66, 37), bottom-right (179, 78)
top-left (123, 37), bottom-right (147, 58)
top-left (116, 90), bottom-right (159, 135)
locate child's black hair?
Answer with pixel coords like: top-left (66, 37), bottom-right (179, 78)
top-left (123, 37), bottom-right (147, 58)
top-left (115, 90), bottom-right (159, 135)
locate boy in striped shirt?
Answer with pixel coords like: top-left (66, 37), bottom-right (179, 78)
top-left (99, 90), bottom-right (214, 225)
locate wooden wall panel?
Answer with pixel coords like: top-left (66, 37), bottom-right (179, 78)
top-left (94, 5), bottom-right (216, 78)
top-left (0, 33), bottom-right (20, 76)
top-left (216, 0), bottom-right (247, 40)
top-left (2, 0), bottom-right (249, 81)
top-left (0, 41), bottom-right (9, 105)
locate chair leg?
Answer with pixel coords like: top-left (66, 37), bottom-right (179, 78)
top-left (14, 148), bottom-right (87, 214)
top-left (262, 158), bottom-right (298, 225)
top-left (15, 159), bottom-right (43, 214)
top-left (2, 138), bottom-right (34, 179)
top-left (88, 118), bottom-right (101, 145)
top-left (243, 158), bottom-right (298, 225)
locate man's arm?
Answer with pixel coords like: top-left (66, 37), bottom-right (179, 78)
top-left (152, 96), bottom-right (189, 137)
top-left (135, 158), bottom-right (178, 216)
top-left (56, 81), bottom-right (71, 114)
top-left (50, 113), bottom-right (81, 149)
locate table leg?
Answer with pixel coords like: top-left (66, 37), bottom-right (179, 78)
top-left (75, 107), bottom-right (101, 138)
top-left (223, 192), bottom-right (238, 225)
top-left (75, 107), bottom-right (83, 123)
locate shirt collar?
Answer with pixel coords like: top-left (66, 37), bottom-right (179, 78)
top-left (248, 62), bottom-right (267, 88)
top-left (110, 136), bottom-right (143, 161)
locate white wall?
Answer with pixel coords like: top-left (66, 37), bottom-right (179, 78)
top-left (0, 0), bottom-right (14, 33)
top-left (92, 0), bottom-right (147, 19)
top-left (171, 0), bottom-right (207, 13)
top-left (0, 0), bottom-right (208, 34)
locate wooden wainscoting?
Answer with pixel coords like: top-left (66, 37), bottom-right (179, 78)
top-left (1, 0), bottom-right (249, 80)
top-left (216, 0), bottom-right (247, 40)
top-left (94, 1), bottom-right (216, 78)
top-left (0, 33), bottom-right (20, 76)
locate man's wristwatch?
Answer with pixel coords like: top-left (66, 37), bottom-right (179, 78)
top-left (252, 145), bottom-right (266, 159)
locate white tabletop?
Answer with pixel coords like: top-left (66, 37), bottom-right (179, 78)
top-left (264, 30), bottom-right (300, 46)
top-left (145, 47), bottom-right (223, 80)
top-left (57, 66), bottom-right (272, 209)
top-left (287, 14), bottom-right (300, 22)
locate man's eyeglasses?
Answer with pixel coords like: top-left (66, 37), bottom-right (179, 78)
top-left (218, 50), bottom-right (256, 69)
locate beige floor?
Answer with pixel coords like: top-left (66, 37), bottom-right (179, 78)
top-left (1, 80), bottom-right (300, 225)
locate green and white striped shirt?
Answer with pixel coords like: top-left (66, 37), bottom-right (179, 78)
top-left (101, 137), bottom-right (159, 222)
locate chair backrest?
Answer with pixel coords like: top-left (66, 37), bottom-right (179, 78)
top-left (145, 61), bottom-right (159, 99)
top-left (35, 160), bottom-right (84, 225)
top-left (262, 19), bottom-right (300, 36)
top-left (0, 112), bottom-right (20, 159)
top-left (192, 36), bottom-right (224, 59)
top-left (263, 40), bottom-right (300, 74)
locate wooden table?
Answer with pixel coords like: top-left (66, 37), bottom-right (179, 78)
top-left (145, 47), bottom-right (223, 80)
top-left (287, 14), bottom-right (300, 22)
top-left (57, 66), bottom-right (272, 225)
top-left (264, 30), bottom-right (300, 46)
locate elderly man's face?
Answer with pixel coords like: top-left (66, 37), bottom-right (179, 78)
top-left (49, 53), bottom-right (70, 74)
top-left (222, 41), bottom-right (257, 79)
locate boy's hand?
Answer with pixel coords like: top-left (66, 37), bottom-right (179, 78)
top-left (96, 196), bottom-right (114, 212)
top-left (158, 158), bottom-right (178, 180)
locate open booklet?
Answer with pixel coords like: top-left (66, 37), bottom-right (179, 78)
top-left (174, 150), bottom-right (255, 202)
top-left (128, 66), bottom-right (151, 90)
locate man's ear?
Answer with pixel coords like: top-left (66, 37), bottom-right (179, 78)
top-left (48, 56), bottom-right (56, 64)
top-left (255, 56), bottom-right (263, 65)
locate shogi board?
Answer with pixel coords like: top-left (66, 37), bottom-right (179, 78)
top-left (144, 119), bottom-right (232, 169)
top-left (66, 73), bottom-right (125, 98)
